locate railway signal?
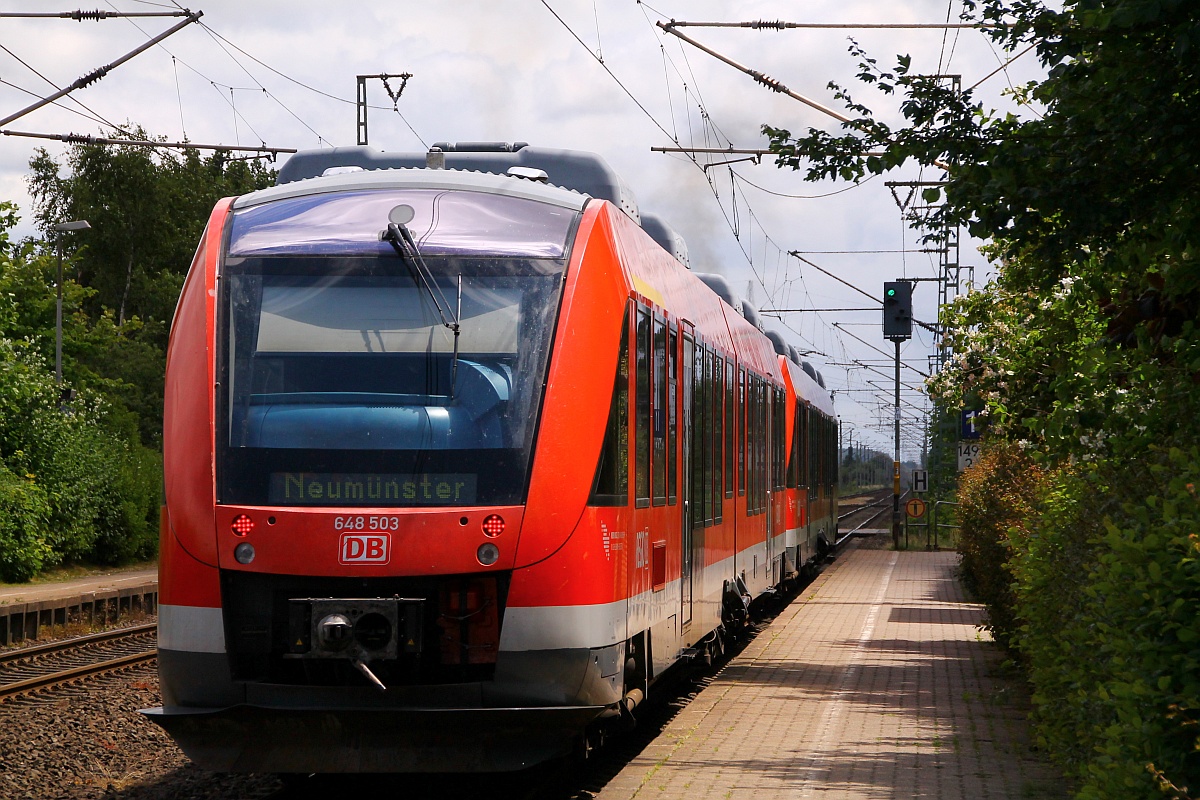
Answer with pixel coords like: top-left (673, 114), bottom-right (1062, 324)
top-left (883, 281), bottom-right (913, 341)
top-left (883, 280), bottom-right (914, 547)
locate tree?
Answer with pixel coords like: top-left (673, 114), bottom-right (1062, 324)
top-left (27, 127), bottom-right (275, 332)
top-left (763, 2), bottom-right (1200, 795)
top-left (0, 206), bottom-right (160, 579)
top-left (0, 128), bottom-right (276, 577)
top-left (25, 128), bottom-right (276, 444)
top-left (765, 0), bottom-right (1200, 320)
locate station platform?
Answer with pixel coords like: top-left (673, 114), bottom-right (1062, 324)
top-left (0, 567), bottom-right (156, 606)
top-left (0, 566), bottom-right (157, 645)
top-left (598, 542), bottom-right (1063, 800)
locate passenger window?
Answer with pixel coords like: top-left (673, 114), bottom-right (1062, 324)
top-left (589, 303), bottom-right (630, 505)
top-left (635, 306), bottom-right (651, 508)
top-left (667, 327), bottom-right (677, 505)
top-left (653, 316), bottom-right (667, 506)
top-left (738, 368), bottom-right (746, 498)
top-left (725, 360), bottom-right (734, 498)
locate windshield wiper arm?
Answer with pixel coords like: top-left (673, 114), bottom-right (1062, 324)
top-left (382, 221), bottom-right (462, 393)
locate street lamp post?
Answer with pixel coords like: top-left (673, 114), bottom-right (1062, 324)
top-left (52, 220), bottom-right (90, 387)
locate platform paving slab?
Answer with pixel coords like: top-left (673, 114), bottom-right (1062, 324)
top-left (597, 543), bottom-right (1065, 800)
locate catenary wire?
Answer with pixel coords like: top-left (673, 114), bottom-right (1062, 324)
top-left (121, 1), bottom-right (334, 146)
top-left (0, 77), bottom-right (114, 130)
top-left (731, 169), bottom-right (876, 199)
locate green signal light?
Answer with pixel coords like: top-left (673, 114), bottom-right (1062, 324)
top-left (887, 288), bottom-right (896, 297)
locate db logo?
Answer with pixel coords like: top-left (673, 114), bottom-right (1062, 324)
top-left (339, 533), bottom-right (391, 565)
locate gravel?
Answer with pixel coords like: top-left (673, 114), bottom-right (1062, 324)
top-left (0, 665), bottom-right (281, 800)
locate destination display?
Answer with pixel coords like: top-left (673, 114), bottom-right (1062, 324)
top-left (269, 472), bottom-right (477, 505)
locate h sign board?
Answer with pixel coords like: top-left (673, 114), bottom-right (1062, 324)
top-left (912, 470), bottom-right (929, 494)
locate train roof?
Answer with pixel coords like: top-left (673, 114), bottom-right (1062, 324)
top-left (640, 213), bottom-right (690, 268)
top-left (694, 273), bottom-right (738, 308)
top-left (231, 166), bottom-right (591, 214)
top-left (740, 300), bottom-right (764, 331)
top-left (764, 330), bottom-right (788, 358)
top-left (277, 143), bottom-right (640, 223)
top-left (786, 356), bottom-right (836, 414)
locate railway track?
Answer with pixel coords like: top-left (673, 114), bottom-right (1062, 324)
top-left (0, 622), bottom-right (157, 702)
top-left (835, 488), bottom-right (904, 543)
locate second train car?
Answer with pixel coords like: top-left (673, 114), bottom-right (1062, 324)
top-left (144, 143), bottom-right (838, 772)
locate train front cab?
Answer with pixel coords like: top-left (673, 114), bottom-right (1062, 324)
top-left (147, 170), bottom-right (641, 772)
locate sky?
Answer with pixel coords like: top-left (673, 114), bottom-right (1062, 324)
top-left (0, 0), bottom-right (1046, 461)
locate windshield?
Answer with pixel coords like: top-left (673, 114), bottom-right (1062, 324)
top-left (217, 188), bottom-right (575, 507)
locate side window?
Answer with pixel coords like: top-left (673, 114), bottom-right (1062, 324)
top-left (738, 368), bottom-right (746, 498)
top-left (749, 374), bottom-right (759, 514)
top-left (833, 417), bottom-right (840, 488)
top-left (653, 316), bottom-right (667, 506)
top-left (702, 345), bottom-right (714, 526)
top-left (756, 378), bottom-right (766, 512)
top-left (691, 338), bottom-right (704, 530)
top-left (713, 353), bottom-right (724, 524)
top-left (725, 359), bottom-right (734, 498)
top-left (801, 404), bottom-right (808, 487)
top-left (775, 389), bottom-right (786, 491)
top-left (809, 405), bottom-right (816, 492)
top-left (589, 303), bottom-right (630, 505)
top-left (667, 326), bottom-right (677, 505)
top-left (635, 306), bottom-right (652, 508)
top-left (768, 388), bottom-right (776, 494)
top-left (757, 379), bottom-right (767, 512)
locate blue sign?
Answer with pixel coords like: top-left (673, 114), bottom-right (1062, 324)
top-left (961, 410), bottom-right (982, 440)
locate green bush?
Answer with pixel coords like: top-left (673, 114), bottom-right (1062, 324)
top-left (1074, 451), bottom-right (1200, 798)
top-left (977, 450), bottom-right (1200, 799)
top-left (0, 464), bottom-right (52, 582)
top-left (956, 440), bottom-right (1045, 652)
top-left (0, 340), bottom-right (160, 574)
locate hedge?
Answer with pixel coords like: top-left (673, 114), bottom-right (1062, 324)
top-left (958, 444), bottom-right (1200, 798)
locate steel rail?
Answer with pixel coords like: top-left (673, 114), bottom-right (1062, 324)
top-left (0, 622), bottom-right (157, 666)
top-left (837, 489), bottom-right (892, 522)
top-left (834, 489), bottom-right (906, 546)
top-left (0, 650), bottom-right (156, 701)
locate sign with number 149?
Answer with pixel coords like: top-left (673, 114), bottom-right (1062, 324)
top-left (958, 442), bottom-right (981, 472)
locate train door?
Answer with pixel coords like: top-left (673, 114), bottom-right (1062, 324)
top-left (680, 324), bottom-right (694, 627)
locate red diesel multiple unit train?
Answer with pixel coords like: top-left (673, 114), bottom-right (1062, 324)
top-left (144, 143), bottom-right (838, 772)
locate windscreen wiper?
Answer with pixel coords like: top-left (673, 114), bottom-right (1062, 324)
top-left (382, 219), bottom-right (462, 395)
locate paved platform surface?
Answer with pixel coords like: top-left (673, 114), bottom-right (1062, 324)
top-left (598, 543), bottom-right (1064, 800)
top-left (0, 567), bottom-right (157, 606)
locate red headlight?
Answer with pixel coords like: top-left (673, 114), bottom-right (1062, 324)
top-left (481, 514), bottom-right (505, 537)
top-left (231, 514), bottom-right (254, 536)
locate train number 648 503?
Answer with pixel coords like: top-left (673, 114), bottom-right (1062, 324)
top-left (334, 516), bottom-right (400, 531)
